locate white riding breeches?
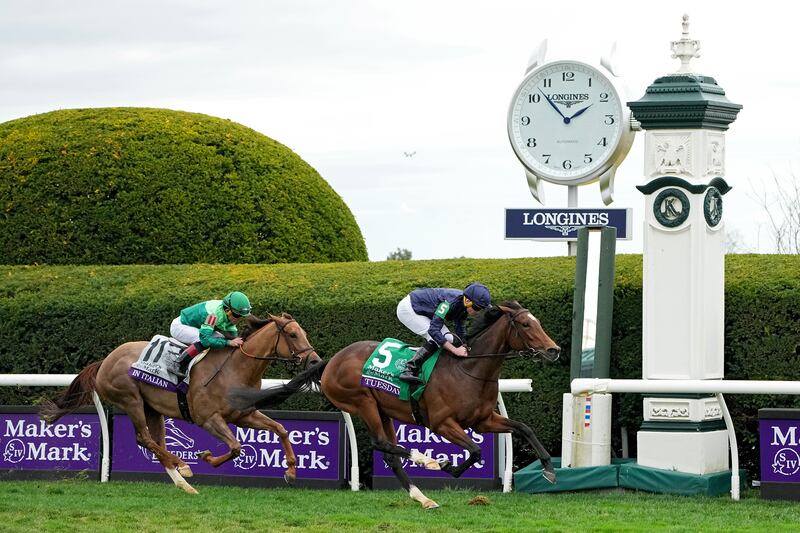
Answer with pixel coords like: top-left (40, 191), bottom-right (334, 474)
top-left (396, 295), bottom-right (453, 343)
top-left (169, 317), bottom-right (225, 345)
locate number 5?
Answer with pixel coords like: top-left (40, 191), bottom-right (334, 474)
top-left (373, 342), bottom-right (401, 369)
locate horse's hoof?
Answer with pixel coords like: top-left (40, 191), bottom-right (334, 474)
top-left (178, 464), bottom-right (193, 478)
top-left (423, 500), bottom-right (440, 510)
top-left (437, 459), bottom-right (451, 472)
top-left (542, 469), bottom-right (557, 484)
top-left (284, 472), bottom-right (296, 486)
top-left (178, 481), bottom-right (198, 495)
top-left (197, 450), bottom-right (211, 462)
top-left (424, 459), bottom-right (441, 471)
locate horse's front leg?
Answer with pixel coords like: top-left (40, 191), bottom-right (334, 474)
top-left (430, 418), bottom-right (482, 478)
top-left (236, 410), bottom-right (298, 485)
top-left (474, 412), bottom-right (556, 484)
top-left (195, 412), bottom-right (242, 468)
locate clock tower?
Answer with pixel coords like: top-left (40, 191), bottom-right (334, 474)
top-left (628, 15), bottom-right (742, 478)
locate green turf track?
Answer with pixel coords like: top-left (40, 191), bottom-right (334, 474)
top-left (0, 480), bottom-right (799, 532)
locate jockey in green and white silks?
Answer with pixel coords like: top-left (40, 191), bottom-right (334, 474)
top-left (170, 291), bottom-right (252, 375)
top-left (396, 282), bottom-right (492, 385)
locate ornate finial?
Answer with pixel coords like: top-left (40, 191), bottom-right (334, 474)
top-left (670, 14), bottom-right (701, 74)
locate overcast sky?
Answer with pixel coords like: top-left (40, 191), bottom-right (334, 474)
top-left (1, 1), bottom-right (797, 261)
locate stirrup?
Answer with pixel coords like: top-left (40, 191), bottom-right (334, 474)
top-left (399, 370), bottom-right (422, 385)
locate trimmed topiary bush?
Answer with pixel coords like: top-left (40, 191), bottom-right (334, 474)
top-left (0, 108), bottom-right (367, 265)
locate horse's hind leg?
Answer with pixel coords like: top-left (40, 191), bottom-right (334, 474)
top-left (144, 405), bottom-right (193, 479)
top-left (126, 400), bottom-right (197, 494)
top-left (475, 412), bottom-right (556, 484)
top-left (380, 416), bottom-right (439, 510)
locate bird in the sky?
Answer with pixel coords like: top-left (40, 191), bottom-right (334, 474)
top-left (404, 151), bottom-right (416, 157)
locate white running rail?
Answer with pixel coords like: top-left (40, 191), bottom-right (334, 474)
top-left (0, 375), bottom-right (532, 492)
top-left (571, 378), bottom-right (800, 501)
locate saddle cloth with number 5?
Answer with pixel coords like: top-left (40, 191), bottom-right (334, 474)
top-left (360, 338), bottom-right (441, 401)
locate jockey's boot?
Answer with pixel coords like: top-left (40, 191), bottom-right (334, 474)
top-left (176, 341), bottom-right (204, 377)
top-left (399, 340), bottom-right (438, 385)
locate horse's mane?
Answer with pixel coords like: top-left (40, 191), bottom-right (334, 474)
top-left (240, 313), bottom-right (294, 340)
top-left (466, 300), bottom-right (522, 343)
top-left (241, 315), bottom-right (270, 340)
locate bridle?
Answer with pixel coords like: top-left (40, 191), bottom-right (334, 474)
top-left (462, 307), bottom-right (554, 362)
top-left (202, 317), bottom-right (316, 388)
top-left (506, 308), bottom-right (558, 362)
top-left (453, 306), bottom-right (557, 383)
top-left (238, 318), bottom-right (316, 367)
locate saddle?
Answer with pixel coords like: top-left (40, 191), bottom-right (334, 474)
top-left (128, 335), bottom-right (207, 394)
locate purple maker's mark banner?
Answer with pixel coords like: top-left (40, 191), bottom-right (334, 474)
top-left (112, 414), bottom-right (341, 480)
top-left (760, 418), bottom-right (800, 483)
top-left (0, 412), bottom-right (100, 471)
top-left (372, 422), bottom-right (495, 479)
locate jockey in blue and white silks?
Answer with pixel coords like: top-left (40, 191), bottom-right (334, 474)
top-left (396, 282), bottom-right (492, 385)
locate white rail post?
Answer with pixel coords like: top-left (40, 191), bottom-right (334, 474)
top-left (91, 392), bottom-right (110, 482)
top-left (496, 392), bottom-right (514, 493)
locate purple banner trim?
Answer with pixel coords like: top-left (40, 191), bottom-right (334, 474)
top-left (373, 421), bottom-right (496, 479)
top-left (360, 376), bottom-right (400, 397)
top-left (760, 419), bottom-right (800, 483)
top-left (1, 413), bottom-right (101, 471)
top-left (111, 414), bottom-right (343, 480)
top-left (128, 367), bottom-right (178, 392)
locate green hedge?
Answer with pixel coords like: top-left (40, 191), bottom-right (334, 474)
top-left (0, 108), bottom-right (367, 265)
top-left (1, 254), bottom-right (799, 477)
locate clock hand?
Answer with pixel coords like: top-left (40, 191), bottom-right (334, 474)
top-left (567, 103), bottom-right (593, 120)
top-left (539, 89), bottom-right (569, 123)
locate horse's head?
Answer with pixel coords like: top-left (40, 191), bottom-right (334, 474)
top-left (272, 313), bottom-right (323, 367)
top-left (241, 313), bottom-right (322, 368)
top-left (497, 302), bottom-right (561, 362)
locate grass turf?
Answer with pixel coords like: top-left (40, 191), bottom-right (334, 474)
top-left (0, 480), bottom-right (798, 532)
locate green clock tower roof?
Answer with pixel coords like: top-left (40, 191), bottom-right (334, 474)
top-left (627, 73), bottom-right (742, 131)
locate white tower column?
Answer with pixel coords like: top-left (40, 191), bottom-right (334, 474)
top-left (628, 15), bottom-right (742, 475)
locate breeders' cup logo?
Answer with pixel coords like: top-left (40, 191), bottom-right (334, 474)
top-left (139, 418), bottom-right (196, 462)
top-left (3, 439), bottom-right (25, 463)
top-left (772, 448), bottom-right (800, 476)
top-left (164, 419), bottom-right (195, 449)
top-left (232, 444), bottom-right (258, 470)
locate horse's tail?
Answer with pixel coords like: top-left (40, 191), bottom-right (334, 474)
top-left (228, 360), bottom-right (329, 412)
top-left (39, 360), bottom-right (102, 424)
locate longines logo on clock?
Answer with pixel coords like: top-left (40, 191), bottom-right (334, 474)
top-left (548, 92), bottom-right (590, 109)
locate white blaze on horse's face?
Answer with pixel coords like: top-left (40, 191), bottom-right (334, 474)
top-left (528, 313), bottom-right (538, 323)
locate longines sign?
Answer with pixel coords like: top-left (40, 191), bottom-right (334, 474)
top-left (505, 208), bottom-right (632, 241)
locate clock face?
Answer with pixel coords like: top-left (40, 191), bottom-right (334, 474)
top-left (508, 60), bottom-right (624, 185)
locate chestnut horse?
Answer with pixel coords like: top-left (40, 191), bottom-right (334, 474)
top-left (229, 301), bottom-right (560, 509)
top-left (40, 313), bottom-right (321, 494)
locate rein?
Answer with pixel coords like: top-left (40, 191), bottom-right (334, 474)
top-left (238, 319), bottom-right (316, 364)
top-left (462, 307), bottom-right (550, 361)
top-left (202, 317), bottom-right (316, 388)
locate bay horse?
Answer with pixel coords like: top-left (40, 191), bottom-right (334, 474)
top-left (40, 313), bottom-right (321, 494)
top-left (229, 301), bottom-right (560, 509)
